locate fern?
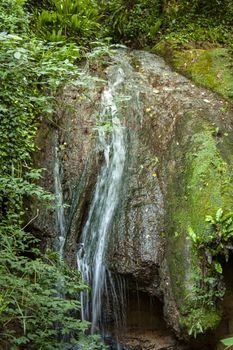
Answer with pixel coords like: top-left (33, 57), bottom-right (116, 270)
top-left (37, 0), bottom-right (100, 43)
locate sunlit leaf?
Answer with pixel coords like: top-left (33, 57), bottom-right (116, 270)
top-left (221, 337), bottom-right (233, 349)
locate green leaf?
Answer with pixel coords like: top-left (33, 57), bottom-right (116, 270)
top-left (188, 226), bottom-right (197, 243)
top-left (216, 208), bottom-right (223, 222)
top-left (205, 215), bottom-right (214, 224)
top-left (221, 212), bottom-right (233, 223)
top-left (221, 337), bottom-right (233, 349)
top-left (215, 262), bottom-right (223, 274)
top-left (14, 51), bottom-right (21, 59)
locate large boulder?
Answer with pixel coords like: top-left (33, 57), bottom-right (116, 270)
top-left (32, 49), bottom-right (233, 341)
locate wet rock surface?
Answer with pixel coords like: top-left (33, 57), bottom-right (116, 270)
top-left (31, 74), bottom-right (104, 263)
top-left (33, 49), bottom-right (233, 347)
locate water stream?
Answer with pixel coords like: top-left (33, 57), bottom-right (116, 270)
top-left (54, 135), bottom-right (66, 261)
top-left (77, 64), bottom-right (127, 334)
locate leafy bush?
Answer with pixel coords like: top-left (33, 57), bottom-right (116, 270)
top-left (0, 227), bottom-right (97, 349)
top-left (100, 0), bottom-right (162, 46)
top-left (99, 0), bottom-right (233, 48)
top-left (0, 0), bottom-right (29, 33)
top-left (36, 0), bottom-right (101, 43)
top-left (0, 1), bottom-right (103, 348)
top-left (0, 32), bottom-right (81, 223)
top-left (181, 208), bottom-right (233, 337)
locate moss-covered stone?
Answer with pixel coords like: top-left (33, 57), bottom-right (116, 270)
top-left (165, 112), bottom-right (233, 336)
top-left (180, 307), bottom-right (221, 338)
top-left (154, 43), bottom-right (233, 103)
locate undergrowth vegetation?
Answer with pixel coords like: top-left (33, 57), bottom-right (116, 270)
top-left (36, 0), bottom-right (100, 43)
top-left (0, 1), bottom-right (102, 348)
top-left (28, 0), bottom-right (233, 49)
top-left (99, 0), bottom-right (233, 48)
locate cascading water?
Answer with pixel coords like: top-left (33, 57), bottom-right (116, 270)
top-left (77, 65), bottom-right (127, 334)
top-left (54, 135), bottom-right (66, 261)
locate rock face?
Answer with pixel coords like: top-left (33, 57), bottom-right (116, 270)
top-left (32, 49), bottom-right (233, 346)
top-left (32, 72), bottom-right (103, 264)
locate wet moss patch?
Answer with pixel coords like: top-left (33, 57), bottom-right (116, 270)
top-left (154, 44), bottom-right (233, 103)
top-left (165, 113), bottom-right (233, 337)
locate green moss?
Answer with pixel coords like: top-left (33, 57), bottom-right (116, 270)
top-left (153, 43), bottom-right (233, 103)
top-left (186, 128), bottom-right (233, 226)
top-left (165, 114), bottom-right (233, 336)
top-left (174, 48), bottom-right (233, 102)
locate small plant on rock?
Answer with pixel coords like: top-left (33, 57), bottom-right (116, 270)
top-left (183, 208), bottom-right (233, 337)
top-left (189, 208), bottom-right (233, 274)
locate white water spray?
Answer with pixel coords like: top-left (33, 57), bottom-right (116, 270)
top-left (54, 139), bottom-right (66, 260)
top-left (77, 67), bottom-right (126, 333)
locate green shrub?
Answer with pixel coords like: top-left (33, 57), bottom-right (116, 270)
top-left (189, 208), bottom-right (233, 275)
top-left (36, 0), bottom-right (101, 43)
top-left (0, 226), bottom-right (99, 349)
top-left (0, 0), bottom-right (29, 33)
top-left (100, 0), bottom-right (162, 46)
top-left (0, 2), bottom-right (103, 348)
top-left (99, 0), bottom-right (233, 48)
top-left (0, 32), bottom-right (81, 220)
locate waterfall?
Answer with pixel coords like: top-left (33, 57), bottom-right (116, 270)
top-left (77, 65), bottom-right (127, 334)
top-left (54, 136), bottom-right (66, 261)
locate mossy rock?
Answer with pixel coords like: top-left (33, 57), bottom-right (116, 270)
top-left (154, 42), bottom-right (233, 103)
top-left (164, 111), bottom-right (233, 337)
top-left (180, 307), bottom-right (221, 338)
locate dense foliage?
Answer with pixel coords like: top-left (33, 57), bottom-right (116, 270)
top-left (28, 0), bottom-right (233, 48)
top-left (0, 0), bottom-right (29, 33)
top-left (36, 0), bottom-right (100, 42)
top-left (99, 0), bottom-right (233, 48)
top-left (0, 231), bottom-right (97, 349)
top-left (0, 1), bottom-right (102, 348)
top-left (99, 0), bottom-right (162, 46)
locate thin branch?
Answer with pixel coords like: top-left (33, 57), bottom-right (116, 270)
top-left (22, 209), bottom-right (39, 230)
